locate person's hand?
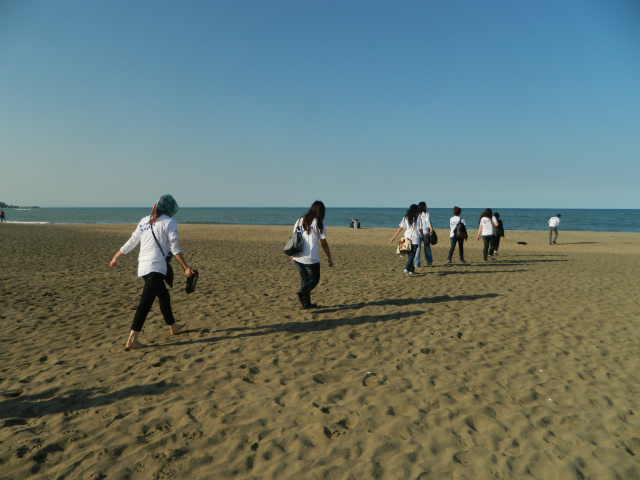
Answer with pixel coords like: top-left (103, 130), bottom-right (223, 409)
top-left (109, 256), bottom-right (119, 269)
top-left (477, 235), bottom-right (480, 240)
top-left (390, 237), bottom-right (396, 244)
top-left (328, 258), bottom-right (334, 267)
top-left (185, 267), bottom-right (195, 277)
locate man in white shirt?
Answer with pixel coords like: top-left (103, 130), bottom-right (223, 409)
top-left (548, 214), bottom-right (561, 244)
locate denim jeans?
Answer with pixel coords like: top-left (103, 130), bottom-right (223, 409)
top-left (414, 238), bottom-right (433, 267)
top-left (295, 261), bottom-right (321, 294)
top-left (405, 244), bottom-right (419, 272)
top-left (447, 236), bottom-right (464, 262)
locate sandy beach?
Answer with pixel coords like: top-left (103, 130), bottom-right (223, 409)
top-left (1, 223), bottom-right (640, 480)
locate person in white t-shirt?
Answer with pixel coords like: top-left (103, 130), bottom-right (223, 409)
top-left (390, 204), bottom-right (421, 276)
top-left (476, 208), bottom-right (499, 261)
top-left (109, 195), bottom-right (195, 350)
top-left (447, 206), bottom-right (467, 263)
top-left (414, 202), bottom-right (434, 267)
top-left (548, 214), bottom-right (561, 244)
top-left (292, 201), bottom-right (333, 309)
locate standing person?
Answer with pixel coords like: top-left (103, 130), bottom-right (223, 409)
top-left (0, 210), bottom-right (5, 222)
top-left (447, 206), bottom-right (467, 263)
top-left (493, 212), bottom-right (505, 255)
top-left (390, 204), bottom-right (421, 276)
top-left (476, 208), bottom-right (499, 261)
top-left (109, 195), bottom-right (195, 350)
top-left (548, 214), bottom-right (561, 244)
top-left (292, 201), bottom-right (333, 309)
top-left (415, 202), bottom-right (433, 267)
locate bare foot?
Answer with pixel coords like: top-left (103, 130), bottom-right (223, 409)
top-left (125, 339), bottom-right (147, 350)
top-left (170, 323), bottom-right (186, 335)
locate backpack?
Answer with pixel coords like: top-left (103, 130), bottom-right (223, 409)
top-left (455, 219), bottom-right (467, 240)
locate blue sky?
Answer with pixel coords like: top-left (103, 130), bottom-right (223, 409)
top-left (1, 0), bottom-right (639, 208)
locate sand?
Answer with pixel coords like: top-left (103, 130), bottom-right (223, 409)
top-left (1, 223), bottom-right (640, 480)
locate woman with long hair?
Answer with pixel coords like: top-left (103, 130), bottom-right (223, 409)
top-left (109, 195), bottom-right (195, 350)
top-left (390, 204), bottom-right (421, 276)
top-left (291, 200), bottom-right (333, 309)
top-left (415, 201), bottom-right (433, 267)
top-left (447, 206), bottom-right (467, 263)
top-left (476, 208), bottom-right (499, 261)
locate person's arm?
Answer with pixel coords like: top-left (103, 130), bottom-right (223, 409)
top-left (110, 225), bottom-right (141, 268)
top-left (477, 221), bottom-right (483, 240)
top-left (390, 226), bottom-right (403, 243)
top-left (320, 239), bottom-right (333, 267)
top-left (109, 250), bottom-right (124, 268)
top-left (174, 253), bottom-right (195, 277)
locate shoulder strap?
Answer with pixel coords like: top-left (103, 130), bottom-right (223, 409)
top-left (149, 222), bottom-right (166, 258)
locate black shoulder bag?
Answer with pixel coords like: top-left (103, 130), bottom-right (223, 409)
top-left (150, 223), bottom-right (174, 288)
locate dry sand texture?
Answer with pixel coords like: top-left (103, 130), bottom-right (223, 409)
top-left (1, 224), bottom-right (640, 480)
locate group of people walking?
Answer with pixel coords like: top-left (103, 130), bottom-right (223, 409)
top-left (391, 204), bottom-right (506, 275)
top-left (109, 195), bottom-right (561, 349)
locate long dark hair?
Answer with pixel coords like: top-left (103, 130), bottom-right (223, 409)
top-left (418, 202), bottom-right (427, 214)
top-left (405, 204), bottom-right (419, 226)
top-left (478, 208), bottom-right (493, 226)
top-left (302, 200), bottom-right (325, 234)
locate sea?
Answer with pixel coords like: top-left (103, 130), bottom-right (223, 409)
top-left (2, 208), bottom-right (640, 232)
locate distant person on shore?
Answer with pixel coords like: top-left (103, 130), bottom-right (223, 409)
top-left (447, 206), bottom-right (467, 264)
top-left (477, 209), bottom-right (499, 261)
top-left (348, 218), bottom-right (355, 228)
top-left (291, 201), bottom-right (333, 309)
top-left (0, 210), bottom-right (5, 222)
top-left (109, 195), bottom-right (195, 350)
top-left (415, 202), bottom-right (433, 267)
top-left (493, 212), bottom-right (505, 255)
top-left (390, 204), bottom-right (421, 276)
top-left (355, 219), bottom-right (360, 229)
top-left (548, 214), bottom-right (561, 244)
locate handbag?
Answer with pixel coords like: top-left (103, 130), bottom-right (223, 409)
top-left (491, 219), bottom-right (500, 237)
top-left (284, 224), bottom-right (304, 256)
top-left (429, 228), bottom-right (438, 245)
top-left (150, 223), bottom-right (174, 288)
top-left (397, 237), bottom-right (412, 255)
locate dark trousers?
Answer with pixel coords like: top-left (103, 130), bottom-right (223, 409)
top-left (131, 272), bottom-right (175, 332)
top-left (494, 236), bottom-right (501, 251)
top-left (295, 261), bottom-right (321, 295)
top-left (405, 244), bottom-right (419, 273)
top-left (482, 235), bottom-right (496, 260)
top-left (549, 227), bottom-right (558, 244)
top-left (448, 237), bottom-right (464, 261)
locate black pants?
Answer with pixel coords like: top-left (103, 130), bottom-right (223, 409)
top-left (131, 272), bottom-right (175, 332)
top-left (447, 237), bottom-right (464, 262)
top-left (494, 236), bottom-right (501, 251)
top-left (482, 235), bottom-right (496, 260)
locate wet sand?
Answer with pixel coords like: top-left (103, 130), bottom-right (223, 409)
top-left (1, 224), bottom-right (640, 479)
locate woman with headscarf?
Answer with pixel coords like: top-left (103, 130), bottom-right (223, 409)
top-left (291, 200), bottom-right (334, 309)
top-left (390, 204), bottom-right (421, 276)
top-left (109, 195), bottom-right (195, 350)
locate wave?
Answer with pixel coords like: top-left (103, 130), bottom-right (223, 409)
top-left (5, 221), bottom-right (51, 224)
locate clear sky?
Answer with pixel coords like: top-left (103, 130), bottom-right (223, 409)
top-left (1, 0), bottom-right (639, 208)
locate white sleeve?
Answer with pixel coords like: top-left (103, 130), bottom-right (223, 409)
top-left (120, 224), bottom-right (141, 255)
top-left (168, 221), bottom-right (181, 255)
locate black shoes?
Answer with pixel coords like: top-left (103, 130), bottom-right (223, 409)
top-left (297, 291), bottom-right (319, 310)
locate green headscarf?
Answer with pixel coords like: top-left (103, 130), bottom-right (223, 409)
top-left (155, 194), bottom-right (179, 217)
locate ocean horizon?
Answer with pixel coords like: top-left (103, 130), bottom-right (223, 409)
top-left (2, 207), bottom-right (639, 232)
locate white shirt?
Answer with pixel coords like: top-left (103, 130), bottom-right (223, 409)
top-left (292, 218), bottom-right (327, 264)
top-left (548, 217), bottom-right (560, 228)
top-left (418, 212), bottom-right (431, 233)
top-left (449, 216), bottom-right (465, 238)
top-left (121, 214), bottom-right (182, 277)
top-left (480, 217), bottom-right (494, 236)
top-left (400, 217), bottom-right (421, 243)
